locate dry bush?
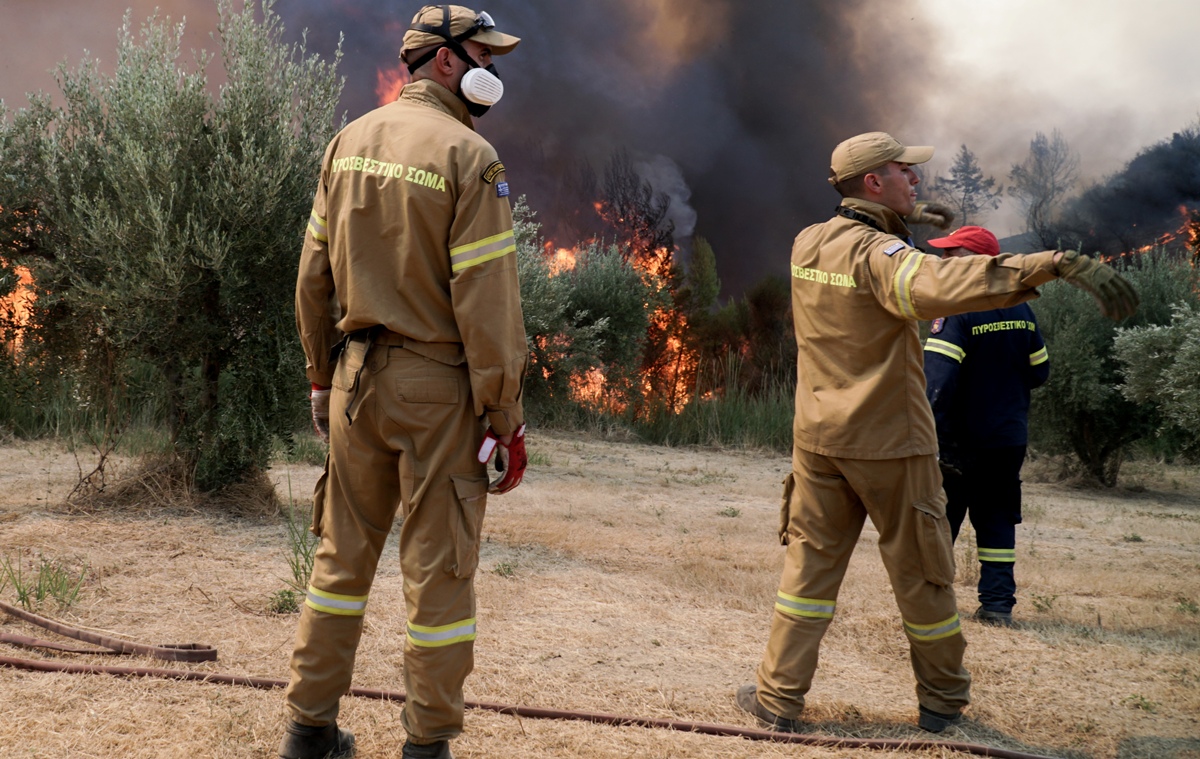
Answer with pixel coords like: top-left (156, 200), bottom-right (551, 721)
top-left (65, 453), bottom-right (281, 518)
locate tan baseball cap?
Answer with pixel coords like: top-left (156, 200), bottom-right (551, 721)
top-left (401, 5), bottom-right (520, 61)
top-left (827, 132), bottom-right (934, 185)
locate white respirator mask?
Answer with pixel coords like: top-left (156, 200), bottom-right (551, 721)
top-left (460, 65), bottom-right (504, 107)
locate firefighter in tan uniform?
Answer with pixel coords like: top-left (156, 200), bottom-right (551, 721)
top-left (280, 7), bottom-right (527, 759)
top-left (737, 132), bottom-right (1138, 734)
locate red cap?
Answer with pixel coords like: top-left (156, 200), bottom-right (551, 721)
top-left (927, 225), bottom-right (1000, 257)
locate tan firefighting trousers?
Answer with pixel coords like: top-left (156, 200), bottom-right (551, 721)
top-left (285, 334), bottom-right (490, 744)
top-left (757, 447), bottom-right (971, 718)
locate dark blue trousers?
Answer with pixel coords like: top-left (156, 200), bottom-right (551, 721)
top-left (941, 445), bottom-right (1026, 613)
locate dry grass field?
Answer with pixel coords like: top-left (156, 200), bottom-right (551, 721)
top-left (0, 432), bottom-right (1198, 758)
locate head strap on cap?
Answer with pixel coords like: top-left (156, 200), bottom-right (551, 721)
top-left (406, 5), bottom-right (493, 75)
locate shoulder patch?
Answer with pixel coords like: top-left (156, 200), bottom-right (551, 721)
top-left (883, 242), bottom-right (906, 257)
top-left (930, 317), bottom-right (945, 335)
top-left (481, 160), bottom-right (505, 184)
top-left (496, 181), bottom-right (510, 198)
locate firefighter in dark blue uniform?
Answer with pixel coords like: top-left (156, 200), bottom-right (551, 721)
top-left (923, 226), bottom-right (1049, 627)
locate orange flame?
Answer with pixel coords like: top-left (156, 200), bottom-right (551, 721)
top-left (1, 263), bottom-right (36, 355)
top-left (543, 241), bottom-right (580, 276)
top-left (375, 64), bottom-right (411, 106)
top-left (1122, 204), bottom-right (1200, 258)
top-left (549, 198), bottom-right (700, 415)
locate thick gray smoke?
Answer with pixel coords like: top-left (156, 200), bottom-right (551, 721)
top-left (279, 0), bottom-right (938, 294)
top-left (1, 0), bottom-right (937, 295)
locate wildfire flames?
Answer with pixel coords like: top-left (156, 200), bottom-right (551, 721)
top-left (543, 224), bottom-right (699, 415)
top-left (0, 263), bottom-right (35, 355)
top-left (375, 64), bottom-right (410, 106)
top-left (1124, 204), bottom-right (1200, 257)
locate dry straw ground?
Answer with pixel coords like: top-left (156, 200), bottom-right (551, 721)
top-left (0, 433), bottom-right (1198, 758)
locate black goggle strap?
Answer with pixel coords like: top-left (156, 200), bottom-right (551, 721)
top-left (406, 4), bottom-right (489, 75)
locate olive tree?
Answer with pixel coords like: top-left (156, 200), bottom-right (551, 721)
top-left (1029, 252), bottom-right (1198, 484)
top-left (0, 1), bottom-right (343, 491)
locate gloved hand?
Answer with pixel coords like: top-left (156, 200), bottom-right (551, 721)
top-left (908, 201), bottom-right (955, 229)
top-left (938, 453), bottom-right (965, 479)
top-left (310, 384), bottom-right (331, 443)
top-left (1055, 249), bottom-right (1140, 321)
top-left (476, 423), bottom-right (527, 494)
top-left (936, 438), bottom-right (964, 476)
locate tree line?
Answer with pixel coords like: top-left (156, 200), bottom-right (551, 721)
top-left (0, 3), bottom-right (1196, 497)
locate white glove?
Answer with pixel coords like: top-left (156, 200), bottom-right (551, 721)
top-left (310, 385), bottom-right (330, 443)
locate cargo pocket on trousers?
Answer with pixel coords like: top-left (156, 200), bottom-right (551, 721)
top-left (332, 339), bottom-right (368, 391)
top-left (310, 455), bottom-right (329, 539)
top-left (778, 473), bottom-right (796, 546)
top-left (914, 493), bottom-right (955, 587)
top-left (448, 473), bottom-right (489, 579)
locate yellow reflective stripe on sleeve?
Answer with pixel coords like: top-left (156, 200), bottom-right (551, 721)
top-left (305, 585), bottom-right (368, 616)
top-left (893, 251), bottom-right (926, 320)
top-left (449, 231), bottom-right (516, 272)
top-left (925, 338), bottom-right (966, 363)
top-left (978, 547), bottom-right (1016, 563)
top-left (1029, 347), bottom-right (1049, 366)
top-left (774, 591), bottom-right (836, 619)
top-left (308, 213), bottom-right (328, 243)
top-left (903, 613), bottom-right (962, 641)
top-left (407, 618), bottom-right (478, 648)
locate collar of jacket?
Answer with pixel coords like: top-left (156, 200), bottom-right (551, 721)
top-left (838, 197), bottom-right (913, 239)
top-left (398, 78), bottom-right (475, 129)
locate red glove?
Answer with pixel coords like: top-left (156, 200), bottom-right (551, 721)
top-left (476, 423), bottom-right (527, 494)
top-left (310, 384), bottom-right (331, 443)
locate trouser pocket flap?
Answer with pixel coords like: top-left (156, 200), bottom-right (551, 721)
top-left (448, 473), bottom-right (489, 578)
top-left (778, 472), bottom-right (796, 546)
top-left (914, 492), bottom-right (955, 587)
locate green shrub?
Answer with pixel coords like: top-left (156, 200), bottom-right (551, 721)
top-left (1115, 303), bottom-right (1200, 453)
top-left (1029, 251), bottom-right (1199, 484)
top-left (515, 199), bottom-right (658, 426)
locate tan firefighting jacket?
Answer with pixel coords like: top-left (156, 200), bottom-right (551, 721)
top-left (296, 79), bottom-right (527, 434)
top-left (790, 197), bottom-right (1059, 460)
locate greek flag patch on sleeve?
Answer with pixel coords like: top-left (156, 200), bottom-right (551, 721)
top-left (883, 242), bottom-right (906, 257)
top-left (496, 181), bottom-right (510, 198)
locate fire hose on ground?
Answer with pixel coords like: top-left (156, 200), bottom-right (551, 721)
top-left (0, 600), bottom-right (1061, 759)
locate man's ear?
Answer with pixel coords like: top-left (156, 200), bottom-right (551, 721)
top-left (863, 171), bottom-right (883, 194)
top-left (435, 47), bottom-right (457, 75)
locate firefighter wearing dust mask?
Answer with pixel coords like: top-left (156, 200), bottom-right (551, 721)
top-left (736, 132), bottom-right (1139, 735)
top-left (282, 6), bottom-right (528, 759)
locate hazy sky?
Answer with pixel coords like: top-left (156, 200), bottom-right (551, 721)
top-left (911, 0), bottom-right (1200, 232)
top-left (2, 0), bottom-right (1196, 240)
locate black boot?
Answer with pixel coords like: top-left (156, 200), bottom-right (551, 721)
top-left (278, 720), bottom-right (356, 759)
top-left (974, 607), bottom-right (1014, 627)
top-left (402, 739), bottom-right (454, 759)
top-left (734, 684), bottom-right (806, 733)
top-left (917, 705), bottom-right (962, 733)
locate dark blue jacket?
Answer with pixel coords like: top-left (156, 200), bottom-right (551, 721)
top-left (923, 303), bottom-right (1049, 450)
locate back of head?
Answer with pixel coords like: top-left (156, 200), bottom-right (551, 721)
top-left (927, 226), bottom-right (1001, 257)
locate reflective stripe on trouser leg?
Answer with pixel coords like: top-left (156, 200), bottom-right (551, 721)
top-left (835, 454), bottom-right (971, 715)
top-left (963, 444), bottom-right (1024, 612)
top-left (286, 344), bottom-right (488, 739)
top-left (978, 547), bottom-right (1017, 612)
top-left (286, 368), bottom-right (400, 726)
top-left (377, 348), bottom-right (488, 744)
top-left (758, 448), bottom-right (867, 720)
